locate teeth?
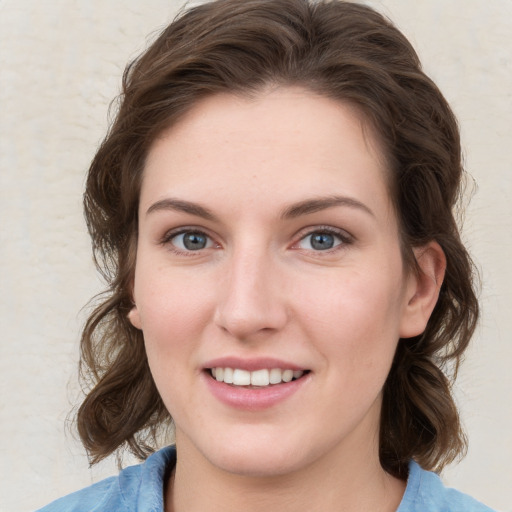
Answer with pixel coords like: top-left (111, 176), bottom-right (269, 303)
top-left (232, 369), bottom-right (251, 386)
top-left (223, 367), bottom-right (234, 384)
top-left (282, 369), bottom-right (293, 382)
top-left (251, 369), bottom-right (269, 386)
top-left (210, 367), bottom-right (305, 386)
top-left (269, 368), bottom-right (282, 384)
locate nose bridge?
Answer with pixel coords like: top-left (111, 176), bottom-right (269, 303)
top-left (215, 240), bottom-right (287, 338)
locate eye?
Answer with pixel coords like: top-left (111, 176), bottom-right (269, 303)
top-left (296, 230), bottom-right (346, 251)
top-left (169, 230), bottom-right (214, 251)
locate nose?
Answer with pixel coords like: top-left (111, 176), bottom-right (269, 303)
top-left (213, 246), bottom-right (288, 340)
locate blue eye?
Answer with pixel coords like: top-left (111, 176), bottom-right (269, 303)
top-left (170, 231), bottom-right (213, 251)
top-left (298, 231), bottom-right (343, 251)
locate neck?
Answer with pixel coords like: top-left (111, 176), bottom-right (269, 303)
top-left (166, 432), bottom-right (405, 512)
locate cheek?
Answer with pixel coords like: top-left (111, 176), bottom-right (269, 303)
top-left (135, 272), bottom-right (216, 413)
top-left (296, 266), bottom-right (405, 370)
top-left (301, 265), bottom-right (403, 326)
top-left (134, 265), bottom-right (216, 360)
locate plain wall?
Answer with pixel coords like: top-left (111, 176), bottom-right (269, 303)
top-left (0, 1), bottom-right (510, 511)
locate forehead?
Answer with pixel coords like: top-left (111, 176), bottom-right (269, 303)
top-left (140, 87), bottom-right (392, 220)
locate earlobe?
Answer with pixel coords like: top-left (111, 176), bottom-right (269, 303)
top-left (399, 241), bottom-right (446, 339)
top-left (128, 305), bottom-right (142, 330)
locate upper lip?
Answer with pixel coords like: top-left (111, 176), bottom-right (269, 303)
top-left (203, 356), bottom-right (307, 372)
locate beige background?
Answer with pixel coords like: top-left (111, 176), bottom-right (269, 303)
top-left (0, 1), bottom-right (510, 511)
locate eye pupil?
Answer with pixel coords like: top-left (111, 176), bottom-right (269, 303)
top-left (183, 232), bottom-right (207, 250)
top-left (310, 233), bottom-right (335, 250)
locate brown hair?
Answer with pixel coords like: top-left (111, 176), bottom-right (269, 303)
top-left (78, 0), bottom-right (478, 479)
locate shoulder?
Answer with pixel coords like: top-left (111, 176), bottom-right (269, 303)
top-left (397, 460), bottom-right (497, 512)
top-left (35, 446), bottom-right (176, 512)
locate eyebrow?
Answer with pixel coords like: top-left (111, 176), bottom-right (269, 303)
top-left (280, 195), bottom-right (375, 219)
top-left (146, 195), bottom-right (374, 221)
top-left (146, 198), bottom-right (218, 221)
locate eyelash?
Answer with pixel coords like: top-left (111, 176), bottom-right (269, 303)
top-left (292, 225), bottom-right (353, 253)
top-left (160, 225), bottom-right (353, 256)
top-left (160, 227), bottom-right (218, 256)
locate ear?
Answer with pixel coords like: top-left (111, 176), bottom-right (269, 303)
top-left (128, 304), bottom-right (142, 330)
top-left (400, 241), bottom-right (446, 338)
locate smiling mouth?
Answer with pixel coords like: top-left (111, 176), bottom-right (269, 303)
top-left (208, 367), bottom-right (309, 387)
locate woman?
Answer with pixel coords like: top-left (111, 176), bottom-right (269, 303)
top-left (37, 0), bottom-right (495, 510)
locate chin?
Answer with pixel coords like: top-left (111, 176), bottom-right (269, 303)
top-left (198, 430), bottom-right (313, 478)
top-left (209, 449), bottom-right (301, 478)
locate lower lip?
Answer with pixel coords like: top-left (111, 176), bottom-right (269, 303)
top-left (202, 371), bottom-right (310, 411)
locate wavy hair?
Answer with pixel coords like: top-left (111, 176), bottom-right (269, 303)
top-left (77, 0), bottom-right (479, 479)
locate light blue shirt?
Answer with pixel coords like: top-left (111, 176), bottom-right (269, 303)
top-left (36, 446), bottom-right (496, 512)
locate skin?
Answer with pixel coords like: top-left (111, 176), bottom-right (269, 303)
top-left (129, 87), bottom-right (445, 512)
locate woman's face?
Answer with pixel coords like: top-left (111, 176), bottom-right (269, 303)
top-left (130, 87), bottom-right (423, 477)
